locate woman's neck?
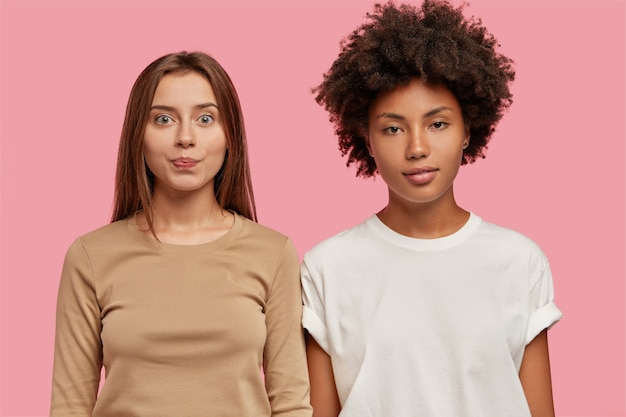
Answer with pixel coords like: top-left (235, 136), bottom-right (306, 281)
top-left (377, 191), bottom-right (469, 239)
top-left (141, 189), bottom-right (234, 245)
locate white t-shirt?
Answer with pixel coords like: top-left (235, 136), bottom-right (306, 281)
top-left (302, 213), bottom-right (562, 417)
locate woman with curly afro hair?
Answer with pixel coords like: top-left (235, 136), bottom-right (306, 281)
top-left (300, 1), bottom-right (562, 416)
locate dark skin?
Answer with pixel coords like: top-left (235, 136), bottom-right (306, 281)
top-left (306, 336), bottom-right (341, 417)
top-left (519, 330), bottom-right (556, 417)
top-left (313, 1), bottom-right (515, 178)
top-left (310, 1), bottom-right (555, 414)
top-left (306, 79), bottom-right (556, 417)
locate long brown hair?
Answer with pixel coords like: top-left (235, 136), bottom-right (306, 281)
top-left (111, 51), bottom-right (257, 232)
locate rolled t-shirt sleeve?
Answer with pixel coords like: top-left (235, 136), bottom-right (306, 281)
top-left (525, 256), bottom-right (562, 345)
top-left (301, 259), bottom-right (330, 353)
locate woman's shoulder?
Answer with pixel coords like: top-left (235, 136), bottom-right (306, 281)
top-left (238, 214), bottom-right (288, 240)
top-left (475, 216), bottom-right (547, 259)
top-left (234, 215), bottom-right (300, 263)
top-left (60, 218), bottom-right (136, 265)
top-left (236, 213), bottom-right (299, 252)
top-left (303, 217), bottom-right (372, 261)
top-left (71, 217), bottom-right (137, 249)
top-left (478, 218), bottom-right (538, 243)
top-left (81, 217), bottom-right (130, 237)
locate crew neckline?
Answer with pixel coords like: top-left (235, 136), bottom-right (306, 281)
top-left (125, 211), bottom-right (243, 254)
top-left (365, 212), bottom-right (481, 251)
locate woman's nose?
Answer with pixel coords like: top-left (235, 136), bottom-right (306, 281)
top-left (406, 130), bottom-right (429, 159)
top-left (175, 123), bottom-right (196, 148)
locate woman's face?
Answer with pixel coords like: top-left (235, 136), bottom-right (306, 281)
top-left (367, 78), bottom-right (469, 209)
top-left (143, 71), bottom-right (227, 197)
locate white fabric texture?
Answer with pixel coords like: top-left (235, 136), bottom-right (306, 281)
top-left (301, 213), bottom-right (562, 417)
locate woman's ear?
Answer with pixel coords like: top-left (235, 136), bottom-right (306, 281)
top-left (365, 137), bottom-right (373, 157)
top-left (361, 125), bottom-right (373, 157)
top-left (463, 123), bottom-right (471, 149)
top-left (462, 134), bottom-right (470, 150)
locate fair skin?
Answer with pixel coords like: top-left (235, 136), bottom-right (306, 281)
top-left (307, 78), bottom-right (555, 417)
top-left (141, 71), bottom-right (233, 244)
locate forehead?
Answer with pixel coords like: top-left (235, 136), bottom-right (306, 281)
top-left (152, 71), bottom-right (216, 104)
top-left (370, 78), bottom-right (461, 114)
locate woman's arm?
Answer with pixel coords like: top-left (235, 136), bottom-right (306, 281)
top-left (306, 334), bottom-right (341, 417)
top-left (50, 239), bottom-right (102, 416)
top-left (519, 329), bottom-right (556, 417)
top-left (263, 239), bottom-right (313, 416)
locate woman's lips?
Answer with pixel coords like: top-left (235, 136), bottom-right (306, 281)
top-left (172, 157), bottom-right (198, 168)
top-left (404, 167), bottom-right (438, 185)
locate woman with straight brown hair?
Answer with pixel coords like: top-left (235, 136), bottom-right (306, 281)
top-left (50, 51), bottom-right (312, 417)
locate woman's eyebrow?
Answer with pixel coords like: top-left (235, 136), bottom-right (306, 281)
top-left (150, 102), bottom-right (219, 111)
top-left (375, 106), bottom-right (454, 120)
top-left (375, 112), bottom-right (405, 120)
top-left (423, 106), bottom-right (453, 118)
top-left (195, 102), bottom-right (219, 110)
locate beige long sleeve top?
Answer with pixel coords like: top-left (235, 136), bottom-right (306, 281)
top-left (51, 213), bottom-right (312, 417)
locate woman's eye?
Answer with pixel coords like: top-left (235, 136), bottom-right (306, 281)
top-left (198, 114), bottom-right (214, 124)
top-left (431, 121), bottom-right (448, 129)
top-left (155, 115), bottom-right (173, 125)
top-left (383, 126), bottom-right (402, 134)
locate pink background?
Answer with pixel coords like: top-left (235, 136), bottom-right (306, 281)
top-left (1, 0), bottom-right (624, 416)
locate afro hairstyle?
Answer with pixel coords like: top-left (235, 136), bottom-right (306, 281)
top-left (313, 0), bottom-right (516, 177)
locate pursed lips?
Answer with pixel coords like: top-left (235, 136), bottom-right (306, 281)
top-left (172, 157), bottom-right (199, 168)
